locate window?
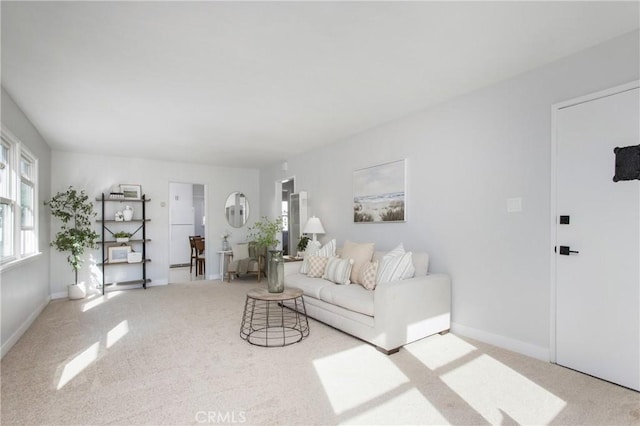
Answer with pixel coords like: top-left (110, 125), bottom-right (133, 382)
top-left (0, 126), bottom-right (39, 266)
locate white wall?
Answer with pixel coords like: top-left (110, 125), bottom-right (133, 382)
top-left (50, 151), bottom-right (259, 296)
top-left (259, 31), bottom-right (640, 359)
top-left (0, 88), bottom-right (52, 357)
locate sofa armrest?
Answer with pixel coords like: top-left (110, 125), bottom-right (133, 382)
top-left (374, 273), bottom-right (451, 348)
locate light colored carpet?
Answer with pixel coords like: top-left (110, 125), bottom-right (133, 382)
top-left (1, 281), bottom-right (638, 425)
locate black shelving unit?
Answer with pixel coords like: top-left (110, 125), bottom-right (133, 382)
top-left (97, 193), bottom-right (151, 294)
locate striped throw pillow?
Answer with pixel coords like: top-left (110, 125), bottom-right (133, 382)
top-left (359, 260), bottom-right (379, 290)
top-left (323, 257), bottom-right (354, 285)
top-left (307, 256), bottom-right (329, 278)
top-left (376, 246), bottom-right (415, 284)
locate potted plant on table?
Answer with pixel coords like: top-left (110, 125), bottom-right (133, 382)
top-left (248, 216), bottom-right (284, 292)
top-left (296, 235), bottom-right (311, 258)
top-left (44, 186), bottom-right (100, 300)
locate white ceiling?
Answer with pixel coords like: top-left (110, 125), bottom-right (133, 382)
top-left (2, 2), bottom-right (638, 168)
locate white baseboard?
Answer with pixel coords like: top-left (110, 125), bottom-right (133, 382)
top-left (51, 291), bottom-right (67, 300)
top-left (1, 296), bottom-right (50, 359)
top-left (451, 322), bottom-right (549, 362)
top-left (147, 279), bottom-right (168, 287)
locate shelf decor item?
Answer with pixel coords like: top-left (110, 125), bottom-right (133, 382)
top-left (108, 245), bottom-right (131, 263)
top-left (123, 205), bottom-right (134, 221)
top-left (113, 231), bottom-right (131, 243)
top-left (127, 251), bottom-right (142, 263)
top-left (44, 186), bottom-right (100, 300)
top-left (120, 184), bottom-right (142, 200)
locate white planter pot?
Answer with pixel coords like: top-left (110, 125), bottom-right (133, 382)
top-left (68, 282), bottom-right (87, 300)
top-left (116, 237), bottom-right (129, 243)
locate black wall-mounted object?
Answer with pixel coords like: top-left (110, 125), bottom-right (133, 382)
top-left (613, 144), bottom-right (640, 182)
top-left (557, 246), bottom-right (579, 255)
top-left (559, 215), bottom-right (570, 225)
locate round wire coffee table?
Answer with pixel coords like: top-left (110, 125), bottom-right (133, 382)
top-left (240, 288), bottom-right (310, 347)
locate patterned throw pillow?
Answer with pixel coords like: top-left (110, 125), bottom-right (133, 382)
top-left (323, 257), bottom-right (354, 285)
top-left (300, 239), bottom-right (336, 274)
top-left (376, 244), bottom-right (415, 284)
top-left (307, 256), bottom-right (329, 278)
top-left (359, 260), bottom-right (379, 290)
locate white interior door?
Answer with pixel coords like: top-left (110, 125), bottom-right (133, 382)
top-left (555, 85), bottom-right (639, 391)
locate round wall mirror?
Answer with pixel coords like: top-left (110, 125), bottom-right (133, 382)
top-left (225, 192), bottom-right (249, 228)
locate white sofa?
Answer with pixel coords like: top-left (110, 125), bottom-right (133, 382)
top-left (283, 249), bottom-right (451, 354)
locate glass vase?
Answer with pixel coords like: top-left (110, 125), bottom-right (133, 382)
top-left (267, 249), bottom-right (284, 293)
top-left (222, 238), bottom-right (230, 251)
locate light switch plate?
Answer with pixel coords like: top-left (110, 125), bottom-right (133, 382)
top-left (507, 197), bottom-right (522, 213)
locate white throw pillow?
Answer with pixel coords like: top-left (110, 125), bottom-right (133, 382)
top-left (231, 243), bottom-right (250, 260)
top-left (300, 239), bottom-right (336, 274)
top-left (376, 244), bottom-right (415, 284)
top-left (323, 257), bottom-right (354, 285)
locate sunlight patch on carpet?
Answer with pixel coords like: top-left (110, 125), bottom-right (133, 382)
top-left (440, 354), bottom-right (566, 424)
top-left (106, 320), bottom-right (129, 348)
top-left (404, 333), bottom-right (478, 370)
top-left (313, 345), bottom-right (409, 415)
top-left (344, 388), bottom-right (448, 424)
top-left (81, 290), bottom-right (123, 312)
top-left (56, 342), bottom-right (99, 389)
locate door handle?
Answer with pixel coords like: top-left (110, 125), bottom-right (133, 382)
top-left (557, 245), bottom-right (579, 255)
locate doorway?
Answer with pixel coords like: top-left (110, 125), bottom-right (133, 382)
top-left (169, 182), bottom-right (207, 280)
top-left (281, 179), bottom-right (294, 255)
top-left (551, 82), bottom-right (639, 390)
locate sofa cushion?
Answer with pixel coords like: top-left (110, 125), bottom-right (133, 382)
top-left (231, 243), bottom-right (249, 260)
top-left (307, 255), bottom-right (328, 278)
top-left (341, 240), bottom-right (375, 284)
top-left (285, 274), bottom-right (333, 299)
top-left (359, 260), bottom-right (379, 290)
top-left (319, 284), bottom-right (375, 317)
top-left (300, 239), bottom-right (336, 274)
top-left (377, 248), bottom-right (415, 284)
top-left (372, 249), bottom-right (429, 277)
top-left (323, 257), bottom-right (354, 285)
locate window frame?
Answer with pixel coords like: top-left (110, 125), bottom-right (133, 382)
top-left (0, 125), bottom-right (40, 270)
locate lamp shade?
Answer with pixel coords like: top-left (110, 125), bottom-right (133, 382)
top-left (303, 216), bottom-right (325, 235)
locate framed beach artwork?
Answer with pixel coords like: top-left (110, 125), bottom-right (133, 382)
top-left (353, 159), bottom-right (406, 223)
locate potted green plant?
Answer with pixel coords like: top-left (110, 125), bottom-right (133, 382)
top-left (297, 235), bottom-right (311, 257)
top-left (44, 186), bottom-right (100, 299)
top-left (248, 216), bottom-right (284, 251)
top-left (248, 216), bottom-right (285, 292)
top-left (114, 231), bottom-right (132, 243)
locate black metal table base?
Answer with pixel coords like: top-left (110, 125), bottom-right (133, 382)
top-left (240, 289), bottom-right (309, 347)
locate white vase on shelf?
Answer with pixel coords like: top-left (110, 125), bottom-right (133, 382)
top-left (123, 205), bottom-right (134, 221)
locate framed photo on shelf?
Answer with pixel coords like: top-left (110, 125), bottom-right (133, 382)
top-left (108, 245), bottom-right (131, 263)
top-left (120, 184), bottom-right (142, 200)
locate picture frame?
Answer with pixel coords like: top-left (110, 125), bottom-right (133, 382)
top-left (108, 245), bottom-right (131, 263)
top-left (120, 184), bottom-right (142, 200)
top-left (353, 159), bottom-right (406, 223)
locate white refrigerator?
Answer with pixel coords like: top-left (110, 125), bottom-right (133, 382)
top-left (169, 183), bottom-right (195, 266)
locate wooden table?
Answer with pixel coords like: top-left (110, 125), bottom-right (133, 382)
top-left (240, 288), bottom-right (309, 347)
